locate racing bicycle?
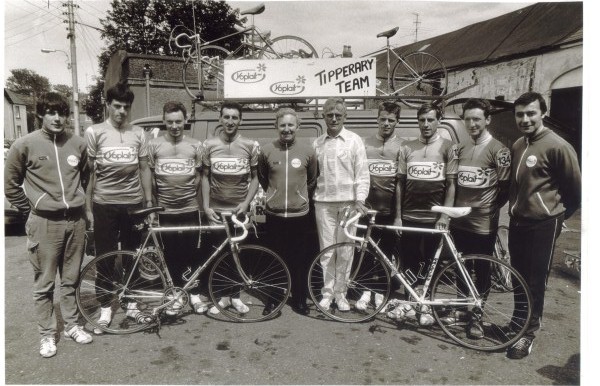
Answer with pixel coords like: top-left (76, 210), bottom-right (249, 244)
top-left (171, 2), bottom-right (318, 100)
top-left (76, 209), bottom-right (291, 334)
top-left (376, 26), bottom-right (448, 108)
top-left (307, 207), bottom-right (532, 351)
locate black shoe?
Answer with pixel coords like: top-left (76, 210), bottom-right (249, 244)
top-left (506, 337), bottom-right (533, 359)
top-left (262, 303), bottom-right (275, 316)
top-left (292, 302), bottom-right (310, 316)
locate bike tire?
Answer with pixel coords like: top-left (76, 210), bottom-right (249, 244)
top-left (492, 225), bottom-right (513, 291)
top-left (430, 254), bottom-right (532, 351)
top-left (208, 245), bottom-right (291, 322)
top-left (391, 51), bottom-right (448, 108)
top-left (76, 250), bottom-right (167, 334)
top-left (308, 242), bottom-right (391, 323)
top-left (183, 45), bottom-right (231, 100)
top-left (258, 35), bottom-right (319, 59)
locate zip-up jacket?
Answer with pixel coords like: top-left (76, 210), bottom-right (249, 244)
top-left (257, 139), bottom-right (318, 218)
top-left (4, 128), bottom-right (88, 215)
top-left (509, 127), bottom-right (580, 222)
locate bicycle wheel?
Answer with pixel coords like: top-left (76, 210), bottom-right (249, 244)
top-left (76, 250), bottom-right (167, 334)
top-left (430, 254), bottom-right (532, 351)
top-left (492, 225), bottom-right (512, 290)
top-left (183, 45), bottom-right (231, 100)
top-left (391, 51), bottom-right (448, 108)
top-left (308, 242), bottom-right (391, 322)
top-left (259, 35), bottom-right (319, 59)
top-left (208, 245), bottom-right (290, 322)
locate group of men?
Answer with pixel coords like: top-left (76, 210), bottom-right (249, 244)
top-left (4, 84), bottom-right (580, 361)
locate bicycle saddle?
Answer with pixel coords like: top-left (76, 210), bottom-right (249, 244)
top-left (241, 3), bottom-right (265, 15)
top-left (377, 27), bottom-right (399, 38)
top-left (431, 206), bottom-right (471, 218)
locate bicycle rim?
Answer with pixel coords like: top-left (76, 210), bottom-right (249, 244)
top-left (431, 254), bottom-right (532, 351)
top-left (259, 35), bottom-right (319, 59)
top-left (183, 45), bottom-right (231, 100)
top-left (208, 245), bottom-right (290, 322)
top-left (308, 242), bottom-right (391, 323)
top-left (76, 250), bottom-right (167, 334)
top-left (391, 51), bottom-right (447, 108)
top-left (492, 225), bottom-right (513, 291)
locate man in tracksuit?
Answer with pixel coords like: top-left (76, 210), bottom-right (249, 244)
top-left (4, 92), bottom-right (93, 358)
top-left (506, 92), bottom-right (581, 359)
top-left (258, 107), bottom-right (318, 315)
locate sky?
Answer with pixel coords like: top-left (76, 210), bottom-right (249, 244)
top-left (1, 0), bottom-right (539, 91)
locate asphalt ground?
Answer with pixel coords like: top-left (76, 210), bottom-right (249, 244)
top-left (3, 211), bottom-right (582, 384)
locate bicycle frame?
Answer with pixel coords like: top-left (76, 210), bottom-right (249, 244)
top-left (383, 38), bottom-right (429, 96)
top-left (343, 211), bottom-right (483, 308)
top-left (121, 214), bottom-right (251, 313)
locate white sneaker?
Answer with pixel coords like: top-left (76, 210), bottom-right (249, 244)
top-left (335, 295), bottom-right (350, 312)
top-left (231, 298), bottom-right (249, 313)
top-left (374, 293), bottom-right (384, 309)
top-left (94, 306), bottom-right (112, 335)
top-left (39, 337), bottom-right (57, 358)
top-left (318, 296), bottom-right (333, 311)
top-left (190, 294), bottom-right (210, 314)
top-left (387, 304), bottom-right (416, 320)
top-left (165, 295), bottom-right (184, 316)
top-left (125, 302), bottom-right (141, 319)
top-left (419, 305), bottom-right (435, 326)
top-left (355, 291), bottom-right (371, 311)
top-left (64, 325), bottom-right (93, 344)
top-left (209, 297), bottom-right (231, 315)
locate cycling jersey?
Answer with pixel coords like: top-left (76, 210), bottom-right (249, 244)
top-left (148, 135), bottom-right (202, 214)
top-left (452, 132), bottom-right (511, 234)
top-left (201, 133), bottom-right (260, 211)
top-left (398, 134), bottom-right (458, 223)
top-left (85, 120), bottom-right (148, 205)
top-left (364, 134), bottom-right (402, 216)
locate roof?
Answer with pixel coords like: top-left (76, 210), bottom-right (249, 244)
top-left (374, 2), bottom-right (583, 77)
top-left (4, 89), bottom-right (28, 105)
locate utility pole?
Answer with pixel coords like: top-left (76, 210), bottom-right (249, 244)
top-left (63, 0), bottom-right (80, 135)
top-left (413, 13), bottom-right (421, 42)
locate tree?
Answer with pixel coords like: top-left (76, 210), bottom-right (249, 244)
top-left (6, 69), bottom-right (51, 100)
top-left (85, 0), bottom-right (240, 119)
top-left (83, 79), bottom-right (105, 124)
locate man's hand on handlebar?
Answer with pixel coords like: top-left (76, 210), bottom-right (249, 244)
top-left (353, 201), bottom-right (368, 216)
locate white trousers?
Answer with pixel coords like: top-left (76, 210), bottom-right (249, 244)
top-left (314, 201), bottom-right (357, 298)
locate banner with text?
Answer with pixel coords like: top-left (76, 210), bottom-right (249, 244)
top-left (224, 58), bottom-right (376, 99)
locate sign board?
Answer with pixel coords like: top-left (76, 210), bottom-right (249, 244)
top-left (224, 58), bottom-right (376, 99)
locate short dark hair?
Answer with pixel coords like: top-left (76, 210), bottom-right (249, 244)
top-left (106, 82), bottom-right (134, 104)
top-left (462, 98), bottom-right (492, 118)
top-left (514, 92), bottom-right (547, 114)
top-left (378, 101), bottom-right (401, 120)
top-left (417, 103), bottom-right (442, 119)
top-left (163, 101), bottom-right (187, 119)
top-left (220, 101), bottom-right (243, 120)
top-left (36, 92), bottom-right (69, 117)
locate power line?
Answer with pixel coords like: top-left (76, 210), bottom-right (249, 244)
top-left (6, 23), bottom-right (63, 47)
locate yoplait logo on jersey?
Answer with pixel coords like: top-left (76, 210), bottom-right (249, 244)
top-left (231, 63), bottom-right (267, 84)
top-left (368, 160), bottom-right (397, 176)
top-left (457, 167), bottom-right (492, 187)
top-left (407, 162), bottom-right (444, 180)
top-left (158, 159), bottom-right (195, 175)
top-left (212, 157), bottom-right (248, 175)
top-left (102, 147), bottom-right (137, 164)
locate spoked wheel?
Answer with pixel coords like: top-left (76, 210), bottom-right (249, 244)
top-left (430, 254), bottom-right (532, 351)
top-left (391, 51), bottom-right (448, 108)
top-left (492, 225), bottom-right (513, 291)
top-left (259, 35), bottom-right (319, 59)
top-left (208, 245), bottom-right (290, 322)
top-left (76, 251), bottom-right (167, 334)
top-left (308, 242), bottom-right (391, 322)
top-left (183, 45), bottom-right (231, 100)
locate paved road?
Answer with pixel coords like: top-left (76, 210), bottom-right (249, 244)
top-left (4, 212), bottom-right (581, 384)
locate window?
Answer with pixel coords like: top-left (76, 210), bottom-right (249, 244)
top-left (14, 106), bottom-right (20, 119)
top-left (16, 125), bottom-right (22, 137)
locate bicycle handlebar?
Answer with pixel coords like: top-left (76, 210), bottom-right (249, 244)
top-left (341, 212), bottom-right (367, 242)
top-left (172, 32), bottom-right (199, 49)
top-left (229, 214), bottom-right (250, 242)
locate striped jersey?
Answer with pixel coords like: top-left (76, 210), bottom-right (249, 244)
top-left (364, 134), bottom-right (403, 216)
